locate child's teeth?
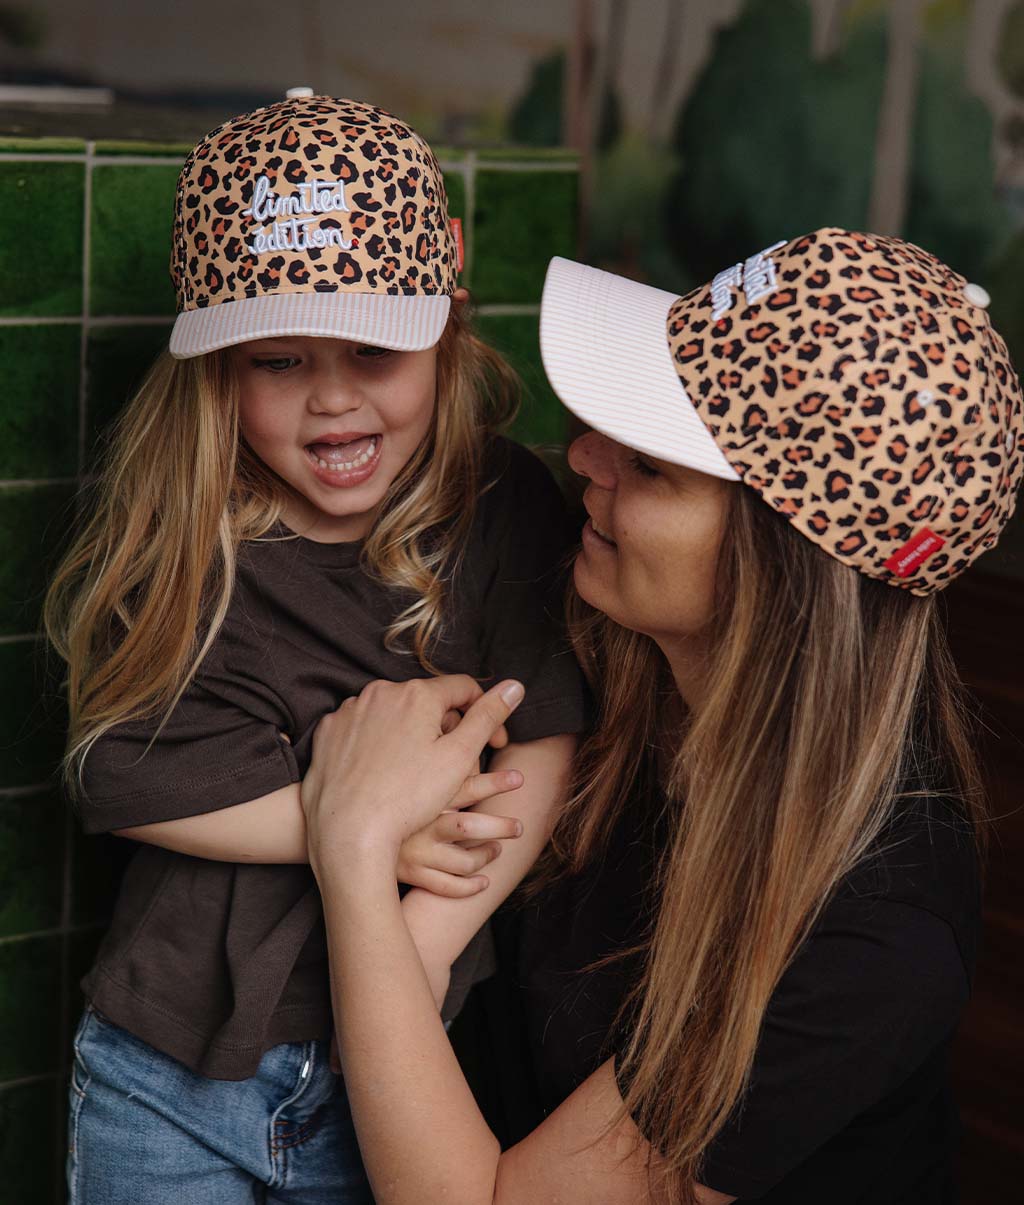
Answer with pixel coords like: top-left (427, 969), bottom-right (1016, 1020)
top-left (318, 437), bottom-right (377, 472)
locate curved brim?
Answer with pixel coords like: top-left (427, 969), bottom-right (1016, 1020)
top-left (540, 257), bottom-right (739, 481)
top-left (169, 291), bottom-right (451, 358)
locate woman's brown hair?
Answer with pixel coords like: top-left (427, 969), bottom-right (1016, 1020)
top-left (552, 483), bottom-right (983, 1201)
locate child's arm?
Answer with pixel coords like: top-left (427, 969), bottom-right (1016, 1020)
top-left (115, 733), bottom-right (574, 1009)
top-left (399, 732), bottom-right (576, 993)
top-left (114, 773), bottom-right (520, 879)
top-left (114, 783), bottom-right (311, 862)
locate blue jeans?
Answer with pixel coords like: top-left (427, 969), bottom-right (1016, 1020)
top-left (67, 1004), bottom-right (375, 1204)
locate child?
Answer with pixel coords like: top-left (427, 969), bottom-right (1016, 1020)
top-left (46, 95), bottom-right (584, 1203)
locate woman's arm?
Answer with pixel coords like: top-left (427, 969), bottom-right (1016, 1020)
top-left (303, 676), bottom-right (732, 1205)
top-left (321, 849), bottom-right (734, 1205)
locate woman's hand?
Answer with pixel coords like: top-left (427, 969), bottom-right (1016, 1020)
top-left (301, 674), bottom-right (525, 882)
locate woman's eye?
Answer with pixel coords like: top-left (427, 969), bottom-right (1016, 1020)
top-left (355, 345), bottom-right (391, 360)
top-left (252, 357), bottom-right (298, 373)
top-left (630, 453), bottom-right (660, 478)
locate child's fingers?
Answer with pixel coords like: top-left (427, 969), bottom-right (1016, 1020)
top-left (432, 840), bottom-right (502, 877)
top-left (402, 866), bottom-right (490, 898)
top-left (448, 768), bottom-right (523, 809)
top-left (433, 810), bottom-right (523, 844)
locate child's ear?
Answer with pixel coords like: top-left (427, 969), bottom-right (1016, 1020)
top-left (452, 286), bottom-right (471, 307)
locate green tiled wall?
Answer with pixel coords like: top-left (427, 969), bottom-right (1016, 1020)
top-left (0, 137), bottom-right (578, 1202)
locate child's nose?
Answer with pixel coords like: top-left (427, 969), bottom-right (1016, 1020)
top-left (309, 370), bottom-right (360, 415)
top-left (568, 430), bottom-right (620, 489)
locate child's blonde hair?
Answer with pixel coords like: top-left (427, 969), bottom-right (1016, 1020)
top-left (44, 304), bottom-right (518, 795)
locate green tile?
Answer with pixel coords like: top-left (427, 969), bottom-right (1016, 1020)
top-left (85, 323), bottom-right (170, 449)
top-left (0, 484), bottom-right (77, 635)
top-left (0, 1077), bottom-right (62, 1205)
top-left (89, 165), bottom-right (179, 316)
top-left (0, 163), bottom-right (84, 317)
top-left (0, 641), bottom-right (67, 790)
top-left (442, 169), bottom-right (466, 221)
top-left (94, 140), bottom-right (192, 158)
top-left (0, 790), bottom-right (64, 939)
top-left (71, 828), bottom-right (133, 928)
top-left (471, 170), bottom-right (578, 303)
top-left (476, 147), bottom-right (579, 163)
top-left (0, 136), bottom-right (85, 153)
top-left (0, 935), bottom-right (62, 1079)
top-left (0, 324), bottom-right (80, 479)
top-left (476, 312), bottom-right (568, 447)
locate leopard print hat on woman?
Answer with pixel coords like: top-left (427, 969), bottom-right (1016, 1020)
top-left (540, 229), bottom-right (1024, 594)
top-left (168, 92), bottom-right (460, 359)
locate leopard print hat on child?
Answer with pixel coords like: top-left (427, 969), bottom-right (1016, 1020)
top-left (168, 92), bottom-right (460, 359)
top-left (540, 229), bottom-right (1024, 594)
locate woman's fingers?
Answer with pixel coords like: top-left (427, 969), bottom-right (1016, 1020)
top-left (302, 676), bottom-right (526, 874)
top-left (440, 709), bottom-right (462, 736)
top-left (429, 677), bottom-right (524, 755)
top-left (441, 707), bottom-right (509, 749)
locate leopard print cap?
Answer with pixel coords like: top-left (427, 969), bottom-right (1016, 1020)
top-left (668, 228), bottom-right (1024, 594)
top-left (168, 96), bottom-right (458, 356)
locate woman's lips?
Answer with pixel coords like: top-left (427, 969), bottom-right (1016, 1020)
top-left (303, 434), bottom-right (383, 488)
top-left (582, 516), bottom-right (617, 550)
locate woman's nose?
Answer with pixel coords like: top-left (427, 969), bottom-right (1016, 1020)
top-left (568, 430), bottom-right (620, 489)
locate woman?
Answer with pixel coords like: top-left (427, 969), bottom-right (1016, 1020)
top-left (300, 229), bottom-right (1023, 1202)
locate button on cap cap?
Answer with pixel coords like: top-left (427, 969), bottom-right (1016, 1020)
top-left (963, 282), bottom-right (991, 308)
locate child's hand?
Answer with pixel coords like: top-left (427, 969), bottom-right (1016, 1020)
top-left (397, 806), bottom-right (523, 898)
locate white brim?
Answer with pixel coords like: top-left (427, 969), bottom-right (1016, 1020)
top-left (169, 291), bottom-right (451, 358)
top-left (539, 257), bottom-right (740, 481)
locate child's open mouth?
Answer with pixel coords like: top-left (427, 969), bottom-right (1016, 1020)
top-left (303, 434), bottom-right (383, 487)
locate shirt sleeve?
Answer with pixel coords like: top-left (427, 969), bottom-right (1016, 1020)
top-left (618, 897), bottom-right (970, 1199)
top-left (77, 619), bottom-right (300, 834)
top-left (473, 439), bottom-right (587, 746)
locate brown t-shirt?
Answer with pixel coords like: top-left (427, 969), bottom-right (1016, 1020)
top-left (76, 438), bottom-right (586, 1080)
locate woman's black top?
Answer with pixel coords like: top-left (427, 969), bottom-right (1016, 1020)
top-left (475, 785), bottom-right (980, 1203)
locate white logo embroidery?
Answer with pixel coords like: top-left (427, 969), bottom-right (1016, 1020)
top-left (242, 174), bottom-right (354, 256)
top-left (710, 239), bottom-right (787, 321)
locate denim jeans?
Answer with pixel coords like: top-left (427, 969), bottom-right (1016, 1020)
top-left (67, 1004), bottom-right (375, 1204)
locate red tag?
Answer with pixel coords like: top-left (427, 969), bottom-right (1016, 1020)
top-left (451, 218), bottom-right (464, 273)
top-left (882, 528), bottom-right (946, 578)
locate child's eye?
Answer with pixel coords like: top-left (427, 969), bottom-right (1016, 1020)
top-left (355, 345), bottom-right (391, 360)
top-left (252, 356), bottom-right (299, 373)
top-left (630, 453), bottom-right (660, 478)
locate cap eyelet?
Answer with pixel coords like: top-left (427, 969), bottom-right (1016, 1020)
top-left (963, 282), bottom-right (991, 309)
top-left (916, 389), bottom-right (935, 407)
